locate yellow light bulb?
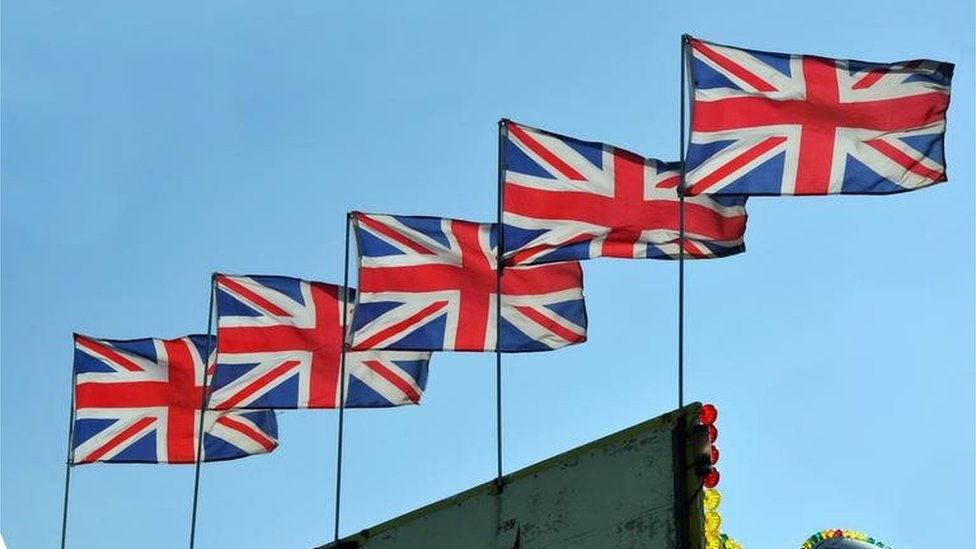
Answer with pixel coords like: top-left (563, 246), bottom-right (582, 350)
top-left (704, 488), bottom-right (722, 511)
top-left (705, 511), bottom-right (721, 535)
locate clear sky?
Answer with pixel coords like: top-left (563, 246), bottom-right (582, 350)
top-left (2, 2), bottom-right (973, 548)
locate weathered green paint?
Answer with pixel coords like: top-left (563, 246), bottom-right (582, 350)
top-left (317, 404), bottom-right (706, 549)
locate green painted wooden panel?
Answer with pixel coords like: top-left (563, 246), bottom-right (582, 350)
top-left (317, 404), bottom-right (705, 549)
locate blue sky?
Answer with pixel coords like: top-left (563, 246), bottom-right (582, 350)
top-left (2, 2), bottom-right (973, 548)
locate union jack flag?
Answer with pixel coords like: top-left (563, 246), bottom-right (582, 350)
top-left (502, 120), bottom-right (748, 265)
top-left (349, 213), bottom-right (587, 352)
top-left (209, 275), bottom-right (431, 410)
top-left (72, 334), bottom-right (278, 465)
top-left (684, 37), bottom-right (953, 196)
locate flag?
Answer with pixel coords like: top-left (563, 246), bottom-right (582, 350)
top-left (208, 274), bottom-right (431, 410)
top-left (502, 120), bottom-right (748, 265)
top-left (349, 212), bottom-right (587, 352)
top-left (684, 37), bottom-right (953, 196)
top-left (72, 334), bottom-right (278, 465)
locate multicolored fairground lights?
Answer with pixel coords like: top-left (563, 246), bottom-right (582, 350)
top-left (700, 403), bottom-right (734, 549)
top-left (799, 529), bottom-right (895, 549)
top-left (699, 403), bottom-right (894, 549)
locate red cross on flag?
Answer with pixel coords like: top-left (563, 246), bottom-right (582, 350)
top-left (72, 334), bottom-right (278, 465)
top-left (501, 120), bottom-right (748, 265)
top-left (349, 213), bottom-right (588, 353)
top-left (208, 275), bottom-right (432, 410)
top-left (684, 37), bottom-right (953, 195)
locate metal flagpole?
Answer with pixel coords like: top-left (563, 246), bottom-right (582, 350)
top-left (495, 119), bottom-right (508, 487)
top-left (334, 212), bottom-right (352, 542)
top-left (678, 34), bottom-right (690, 410)
top-left (675, 36), bottom-right (692, 549)
top-left (189, 275), bottom-right (217, 549)
top-left (60, 364), bottom-right (77, 549)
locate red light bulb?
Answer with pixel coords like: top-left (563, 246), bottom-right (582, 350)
top-left (700, 404), bottom-right (718, 425)
top-left (703, 468), bottom-right (720, 488)
top-left (710, 446), bottom-right (720, 464)
top-left (708, 424), bottom-right (718, 443)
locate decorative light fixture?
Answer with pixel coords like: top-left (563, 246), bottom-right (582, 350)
top-left (700, 402), bottom-right (724, 549)
top-left (703, 468), bottom-right (721, 488)
top-left (800, 529), bottom-right (895, 549)
top-left (696, 403), bottom-right (894, 549)
top-left (700, 403), bottom-right (718, 425)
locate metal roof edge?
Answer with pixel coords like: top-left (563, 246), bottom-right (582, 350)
top-left (316, 402), bottom-right (702, 548)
